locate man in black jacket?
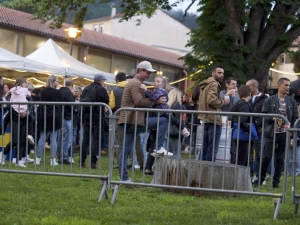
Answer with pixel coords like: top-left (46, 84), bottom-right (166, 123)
top-left (246, 79), bottom-right (268, 180)
top-left (57, 78), bottom-right (75, 165)
top-left (80, 74), bottom-right (109, 168)
top-left (254, 78), bottom-right (298, 188)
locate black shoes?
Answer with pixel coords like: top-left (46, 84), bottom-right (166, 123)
top-left (58, 159), bottom-right (70, 165)
top-left (253, 180), bottom-right (264, 187)
top-left (273, 183), bottom-right (279, 188)
top-left (145, 170), bottom-right (154, 176)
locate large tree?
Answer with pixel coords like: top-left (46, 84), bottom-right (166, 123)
top-left (3, 0), bottom-right (300, 84)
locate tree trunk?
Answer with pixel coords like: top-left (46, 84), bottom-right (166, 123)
top-left (152, 157), bottom-right (253, 197)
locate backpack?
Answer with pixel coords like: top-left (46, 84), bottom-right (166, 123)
top-left (81, 85), bottom-right (97, 113)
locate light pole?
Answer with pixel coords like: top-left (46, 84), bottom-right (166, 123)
top-left (64, 27), bottom-right (81, 56)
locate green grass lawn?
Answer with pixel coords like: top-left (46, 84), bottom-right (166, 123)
top-left (0, 152), bottom-right (300, 224)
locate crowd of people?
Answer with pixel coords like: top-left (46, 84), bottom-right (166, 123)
top-left (0, 62), bottom-right (299, 188)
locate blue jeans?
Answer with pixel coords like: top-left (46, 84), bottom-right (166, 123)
top-left (140, 131), bottom-right (149, 163)
top-left (288, 145), bottom-right (300, 176)
top-left (164, 136), bottom-right (181, 159)
top-left (69, 128), bottom-right (77, 158)
top-left (202, 123), bottom-right (222, 161)
top-left (118, 117), bottom-right (168, 180)
top-left (37, 130), bottom-right (58, 158)
top-left (57, 119), bottom-right (72, 161)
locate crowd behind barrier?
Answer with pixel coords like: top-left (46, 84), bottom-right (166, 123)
top-left (1, 100), bottom-right (300, 218)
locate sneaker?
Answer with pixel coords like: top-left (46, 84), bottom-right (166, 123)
top-left (265, 174), bottom-right (271, 180)
top-left (44, 142), bottom-right (50, 149)
top-left (27, 135), bottom-right (35, 145)
top-left (253, 180), bottom-right (265, 187)
top-left (91, 164), bottom-right (98, 169)
top-left (134, 164), bottom-right (140, 169)
top-left (262, 181), bottom-right (266, 185)
top-left (30, 149), bottom-right (35, 154)
top-left (34, 157), bottom-right (41, 165)
top-left (181, 146), bottom-right (189, 154)
top-left (151, 147), bottom-right (173, 157)
top-left (12, 158), bottom-right (16, 164)
top-left (15, 161), bottom-right (26, 167)
top-left (50, 158), bottom-right (58, 166)
top-left (58, 160), bottom-right (71, 165)
top-left (0, 152), bottom-right (5, 165)
top-left (273, 183), bottom-right (279, 188)
top-left (121, 178), bottom-right (132, 183)
top-left (21, 155), bottom-right (34, 163)
top-left (69, 157), bottom-right (74, 164)
top-left (145, 170), bottom-right (154, 175)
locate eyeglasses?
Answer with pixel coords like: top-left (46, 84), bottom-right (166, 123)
top-left (143, 69), bottom-right (152, 75)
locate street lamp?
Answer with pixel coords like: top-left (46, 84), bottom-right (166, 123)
top-left (64, 27), bottom-right (81, 56)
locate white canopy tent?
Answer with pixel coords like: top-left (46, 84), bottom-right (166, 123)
top-left (26, 39), bottom-right (116, 83)
top-left (0, 46), bottom-right (66, 75)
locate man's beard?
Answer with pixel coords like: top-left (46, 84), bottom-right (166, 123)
top-left (215, 77), bottom-right (223, 83)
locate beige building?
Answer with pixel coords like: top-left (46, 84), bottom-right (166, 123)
top-left (83, 8), bottom-right (192, 56)
top-left (0, 6), bottom-right (188, 89)
top-left (270, 38), bottom-right (300, 87)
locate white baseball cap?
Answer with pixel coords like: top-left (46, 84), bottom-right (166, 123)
top-left (137, 61), bottom-right (157, 73)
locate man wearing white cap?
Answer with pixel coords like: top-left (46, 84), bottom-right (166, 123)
top-left (117, 61), bottom-right (169, 182)
top-left (80, 74), bottom-right (109, 168)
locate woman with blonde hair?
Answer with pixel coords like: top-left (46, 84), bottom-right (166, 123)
top-left (165, 88), bottom-right (189, 159)
top-left (35, 75), bottom-right (63, 166)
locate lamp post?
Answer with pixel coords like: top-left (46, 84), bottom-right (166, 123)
top-left (64, 27), bottom-right (81, 56)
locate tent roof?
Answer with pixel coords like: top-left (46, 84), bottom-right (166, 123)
top-left (0, 46), bottom-right (66, 75)
top-left (26, 39), bottom-right (116, 83)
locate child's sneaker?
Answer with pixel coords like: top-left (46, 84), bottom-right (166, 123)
top-left (27, 135), bottom-right (35, 145)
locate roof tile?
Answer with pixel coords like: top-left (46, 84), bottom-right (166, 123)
top-left (0, 7), bottom-right (185, 68)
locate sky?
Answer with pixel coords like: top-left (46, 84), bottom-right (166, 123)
top-left (169, 0), bottom-right (199, 14)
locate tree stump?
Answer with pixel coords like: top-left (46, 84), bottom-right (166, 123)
top-left (152, 157), bottom-right (253, 197)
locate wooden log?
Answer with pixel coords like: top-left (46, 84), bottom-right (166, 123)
top-left (152, 157), bottom-right (253, 197)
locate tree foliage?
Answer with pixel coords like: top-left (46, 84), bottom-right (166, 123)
top-left (1, 0), bottom-right (300, 85)
top-left (184, 0), bottom-right (300, 85)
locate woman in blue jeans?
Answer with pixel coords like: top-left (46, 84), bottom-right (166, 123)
top-left (35, 75), bottom-right (63, 166)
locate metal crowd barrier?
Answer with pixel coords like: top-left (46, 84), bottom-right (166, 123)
top-left (0, 101), bottom-right (112, 202)
top-left (289, 118), bottom-right (300, 214)
top-left (109, 108), bottom-right (291, 219)
top-left (0, 102), bottom-right (296, 219)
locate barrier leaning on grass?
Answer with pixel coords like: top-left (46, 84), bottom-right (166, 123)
top-left (110, 108), bottom-right (292, 219)
top-left (0, 101), bottom-right (113, 202)
top-left (0, 102), bottom-right (297, 219)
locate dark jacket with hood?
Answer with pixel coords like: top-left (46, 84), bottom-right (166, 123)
top-left (81, 81), bottom-right (109, 126)
top-left (230, 99), bottom-right (252, 133)
top-left (59, 87), bottom-right (75, 120)
top-left (247, 93), bottom-right (268, 128)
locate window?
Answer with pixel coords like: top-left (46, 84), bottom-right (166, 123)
top-left (280, 55), bottom-right (285, 64)
top-left (100, 25), bottom-right (104, 33)
top-left (93, 24), bottom-right (98, 32)
top-left (112, 55), bottom-right (136, 75)
top-left (87, 49), bottom-right (111, 72)
top-left (0, 28), bottom-right (18, 53)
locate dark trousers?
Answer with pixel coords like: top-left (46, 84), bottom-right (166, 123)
top-left (232, 140), bottom-right (250, 166)
top-left (145, 130), bottom-right (156, 170)
top-left (259, 133), bottom-right (286, 185)
top-left (81, 117), bottom-right (102, 165)
top-left (4, 119), bottom-right (26, 163)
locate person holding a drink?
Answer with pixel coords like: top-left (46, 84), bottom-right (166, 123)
top-left (254, 78), bottom-right (298, 188)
